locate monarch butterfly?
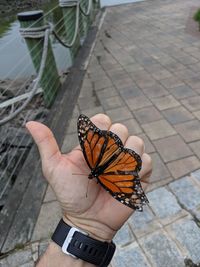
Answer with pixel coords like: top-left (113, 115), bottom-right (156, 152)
top-left (77, 114), bottom-right (148, 211)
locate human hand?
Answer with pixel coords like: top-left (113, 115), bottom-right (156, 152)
top-left (26, 113), bottom-right (152, 242)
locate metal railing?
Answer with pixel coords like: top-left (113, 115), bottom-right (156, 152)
top-left (0, 0), bottom-right (100, 209)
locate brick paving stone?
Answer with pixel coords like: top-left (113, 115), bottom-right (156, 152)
top-left (175, 120), bottom-right (200, 142)
top-left (136, 77), bottom-right (157, 88)
top-left (32, 201), bottom-right (61, 241)
top-left (44, 185), bottom-right (56, 203)
top-left (124, 63), bottom-right (144, 73)
top-left (162, 106), bottom-right (194, 125)
top-left (113, 77), bottom-right (133, 89)
top-left (118, 85), bottom-right (143, 98)
top-left (112, 243), bottom-right (150, 267)
top-left (96, 86), bottom-right (118, 100)
top-left (193, 110), bottom-right (200, 120)
top-left (169, 176), bottom-right (200, 210)
top-left (142, 120), bottom-right (176, 140)
top-left (167, 218), bottom-right (200, 264)
top-left (167, 156), bottom-right (200, 179)
top-left (100, 95), bottom-right (125, 110)
top-left (189, 141), bottom-right (200, 160)
top-left (151, 69), bottom-right (173, 80)
top-left (181, 96), bottom-right (200, 112)
top-left (134, 106), bottom-right (163, 124)
top-left (168, 85), bottom-right (197, 100)
top-left (113, 223), bottom-right (134, 246)
top-left (184, 77), bottom-right (200, 90)
top-left (79, 106), bottom-right (104, 118)
top-left (94, 78), bottom-right (113, 90)
top-left (142, 84), bottom-right (168, 99)
top-left (140, 231), bottom-right (184, 267)
top-left (129, 206), bottom-right (161, 238)
top-left (151, 95), bottom-right (180, 111)
top-left (153, 135), bottom-right (193, 163)
top-left (6, 249), bottom-right (32, 267)
top-left (147, 177), bottom-right (173, 193)
top-left (21, 261), bottom-right (35, 267)
top-left (78, 96), bottom-right (100, 110)
top-left (106, 107), bottom-right (133, 123)
top-left (125, 94), bottom-right (152, 111)
top-left (159, 76), bottom-right (184, 89)
top-left (191, 169), bottom-right (200, 183)
top-left (62, 133), bottom-right (78, 153)
top-left (120, 118), bottom-right (142, 135)
top-left (66, 117), bottom-right (77, 134)
top-left (138, 133), bottom-right (155, 154)
top-left (149, 153), bottom-right (170, 182)
top-left (146, 187), bottom-right (186, 224)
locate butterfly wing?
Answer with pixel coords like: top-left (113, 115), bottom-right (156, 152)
top-left (77, 114), bottom-right (148, 211)
top-left (77, 114), bottom-right (122, 170)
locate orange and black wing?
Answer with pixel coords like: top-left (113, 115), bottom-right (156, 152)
top-left (77, 114), bottom-right (148, 211)
top-left (98, 147), bottom-right (148, 211)
top-left (77, 114), bottom-right (122, 170)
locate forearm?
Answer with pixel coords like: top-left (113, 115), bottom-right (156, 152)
top-left (36, 242), bottom-right (96, 267)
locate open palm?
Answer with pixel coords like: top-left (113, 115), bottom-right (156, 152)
top-left (26, 114), bottom-right (152, 241)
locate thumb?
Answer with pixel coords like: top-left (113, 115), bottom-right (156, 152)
top-left (26, 121), bottom-right (61, 166)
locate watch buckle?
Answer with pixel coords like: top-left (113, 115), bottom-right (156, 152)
top-left (62, 226), bottom-right (87, 258)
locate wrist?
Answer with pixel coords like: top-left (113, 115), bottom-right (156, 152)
top-left (62, 215), bottom-right (117, 242)
top-left (37, 242), bottom-right (96, 267)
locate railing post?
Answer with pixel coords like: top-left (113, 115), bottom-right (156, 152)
top-left (59, 0), bottom-right (80, 58)
top-left (18, 10), bottom-right (61, 107)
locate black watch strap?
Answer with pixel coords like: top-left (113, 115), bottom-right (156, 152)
top-left (52, 219), bottom-right (116, 267)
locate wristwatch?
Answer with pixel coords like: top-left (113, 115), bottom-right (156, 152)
top-left (52, 219), bottom-right (116, 267)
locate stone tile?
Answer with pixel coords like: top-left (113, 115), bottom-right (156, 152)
top-left (181, 96), bottom-right (200, 112)
top-left (191, 169), bottom-right (200, 183)
top-left (160, 76), bottom-right (184, 89)
top-left (96, 87), bottom-right (118, 100)
top-left (169, 85), bottom-right (196, 100)
top-left (153, 135), bottom-right (193, 163)
top-left (151, 69), bottom-right (173, 80)
top-left (120, 118), bottom-right (142, 135)
top-left (189, 141), bottom-right (200, 159)
top-left (100, 95), bottom-right (125, 110)
top-left (113, 77), bottom-right (133, 89)
top-left (193, 110), bottom-right (200, 120)
top-left (112, 243), bottom-right (150, 267)
top-left (142, 84), bottom-right (168, 99)
top-left (118, 85), bottom-right (143, 99)
top-left (32, 201), bottom-right (61, 241)
top-left (6, 249), bottom-right (32, 266)
top-left (134, 106), bottom-right (163, 124)
top-left (142, 120), bottom-right (176, 141)
top-left (136, 77), bottom-right (157, 88)
top-left (167, 156), bottom-right (200, 179)
top-left (125, 94), bottom-right (152, 111)
top-left (113, 223), bottom-right (134, 246)
top-left (162, 106), bottom-right (194, 125)
top-left (138, 133), bottom-right (155, 154)
top-left (149, 153), bottom-right (170, 182)
top-left (66, 117), bottom-right (77, 134)
top-left (147, 187), bottom-right (186, 224)
top-left (147, 177), bottom-right (173, 192)
top-left (140, 231), bottom-right (184, 267)
top-left (129, 206), bottom-right (161, 238)
top-left (78, 96), bottom-right (100, 111)
top-left (106, 107), bottom-right (133, 123)
top-left (44, 185), bottom-right (56, 203)
top-left (94, 77), bottom-right (113, 90)
top-left (62, 133), bottom-right (78, 153)
top-left (167, 218), bottom-right (200, 264)
top-left (175, 120), bottom-right (200, 142)
top-left (151, 95), bottom-right (180, 111)
top-left (21, 261), bottom-right (35, 267)
top-left (169, 176), bottom-right (200, 210)
top-left (79, 106), bottom-right (104, 118)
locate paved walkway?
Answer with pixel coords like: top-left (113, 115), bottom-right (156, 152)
top-left (1, 0), bottom-right (200, 266)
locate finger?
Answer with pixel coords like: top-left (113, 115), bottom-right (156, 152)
top-left (124, 136), bottom-right (145, 156)
top-left (139, 153), bottom-right (152, 186)
top-left (109, 123), bottom-right (129, 144)
top-left (90, 113), bottom-right (112, 130)
top-left (26, 121), bottom-right (60, 163)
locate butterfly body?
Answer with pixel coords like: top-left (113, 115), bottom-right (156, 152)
top-left (77, 114), bottom-right (148, 211)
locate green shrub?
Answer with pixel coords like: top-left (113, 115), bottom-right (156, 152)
top-left (193, 8), bottom-right (200, 31)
